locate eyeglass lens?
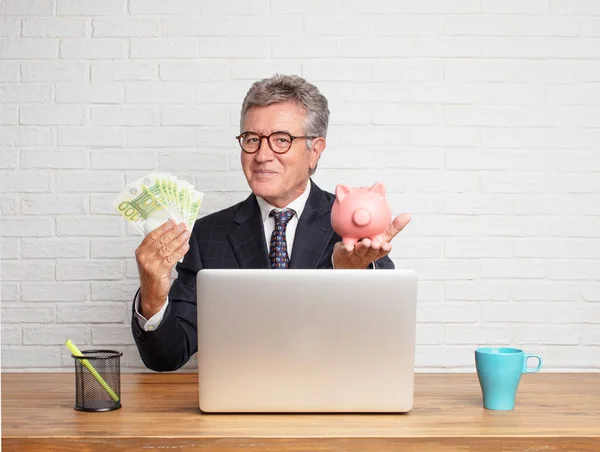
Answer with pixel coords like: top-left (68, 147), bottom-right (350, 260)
top-left (240, 132), bottom-right (292, 153)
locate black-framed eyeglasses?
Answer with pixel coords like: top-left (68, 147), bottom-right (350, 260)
top-left (235, 131), bottom-right (318, 154)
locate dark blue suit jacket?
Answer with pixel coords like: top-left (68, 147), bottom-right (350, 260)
top-left (131, 180), bottom-right (395, 371)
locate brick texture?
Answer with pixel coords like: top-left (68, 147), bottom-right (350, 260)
top-left (1, 2), bottom-right (599, 371)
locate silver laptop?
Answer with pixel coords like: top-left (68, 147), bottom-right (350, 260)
top-left (196, 269), bottom-right (418, 413)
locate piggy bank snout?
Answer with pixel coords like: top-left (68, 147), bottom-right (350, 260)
top-left (352, 208), bottom-right (371, 227)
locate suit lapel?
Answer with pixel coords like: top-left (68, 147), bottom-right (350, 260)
top-left (227, 194), bottom-right (270, 269)
top-left (289, 180), bottom-right (334, 269)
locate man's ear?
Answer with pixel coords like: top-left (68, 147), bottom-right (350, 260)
top-left (309, 137), bottom-right (326, 171)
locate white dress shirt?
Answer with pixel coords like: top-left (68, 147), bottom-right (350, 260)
top-left (255, 181), bottom-right (311, 262)
top-left (135, 183), bottom-right (312, 331)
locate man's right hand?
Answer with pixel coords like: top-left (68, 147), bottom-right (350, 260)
top-left (135, 220), bottom-right (191, 319)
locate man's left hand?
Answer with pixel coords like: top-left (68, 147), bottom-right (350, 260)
top-left (332, 213), bottom-right (411, 269)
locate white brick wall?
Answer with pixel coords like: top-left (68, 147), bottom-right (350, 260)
top-left (1, 0), bottom-right (599, 372)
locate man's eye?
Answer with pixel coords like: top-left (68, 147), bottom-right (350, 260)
top-left (276, 138), bottom-right (290, 144)
top-left (245, 137), bottom-right (259, 143)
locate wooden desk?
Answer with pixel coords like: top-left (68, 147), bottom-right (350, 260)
top-left (2, 373), bottom-right (599, 451)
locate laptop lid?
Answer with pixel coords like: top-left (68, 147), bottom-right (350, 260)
top-left (196, 269), bottom-right (418, 413)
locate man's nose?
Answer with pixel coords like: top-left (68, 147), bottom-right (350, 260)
top-left (254, 137), bottom-right (274, 161)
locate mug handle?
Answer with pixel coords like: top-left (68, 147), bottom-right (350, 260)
top-left (523, 354), bottom-right (543, 373)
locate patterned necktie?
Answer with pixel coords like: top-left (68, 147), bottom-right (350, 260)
top-left (269, 208), bottom-right (295, 269)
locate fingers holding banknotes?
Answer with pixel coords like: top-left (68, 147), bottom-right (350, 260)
top-left (114, 172), bottom-right (204, 318)
top-left (135, 220), bottom-right (190, 317)
top-left (147, 220), bottom-right (190, 263)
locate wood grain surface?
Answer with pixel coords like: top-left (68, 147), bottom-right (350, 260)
top-left (2, 372), bottom-right (599, 451)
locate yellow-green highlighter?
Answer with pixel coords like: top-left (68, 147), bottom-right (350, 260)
top-left (65, 339), bottom-right (120, 403)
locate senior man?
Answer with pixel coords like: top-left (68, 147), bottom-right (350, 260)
top-left (132, 74), bottom-right (411, 371)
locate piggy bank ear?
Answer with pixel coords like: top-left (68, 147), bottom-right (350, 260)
top-left (370, 182), bottom-right (386, 198)
top-left (335, 184), bottom-right (351, 202)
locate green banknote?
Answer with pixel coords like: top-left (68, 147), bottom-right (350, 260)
top-left (113, 172), bottom-right (204, 237)
top-left (113, 173), bottom-right (178, 236)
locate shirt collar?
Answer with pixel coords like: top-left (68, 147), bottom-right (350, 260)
top-left (256, 181), bottom-right (311, 223)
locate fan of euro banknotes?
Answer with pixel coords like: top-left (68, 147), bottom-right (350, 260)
top-left (113, 172), bottom-right (204, 236)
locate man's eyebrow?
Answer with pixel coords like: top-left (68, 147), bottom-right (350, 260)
top-left (240, 130), bottom-right (294, 135)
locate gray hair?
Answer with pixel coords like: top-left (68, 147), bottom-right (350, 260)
top-left (240, 74), bottom-right (330, 175)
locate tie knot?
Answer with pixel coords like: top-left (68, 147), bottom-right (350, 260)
top-left (270, 208), bottom-right (295, 227)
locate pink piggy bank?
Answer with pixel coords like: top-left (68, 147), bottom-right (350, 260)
top-left (331, 182), bottom-right (392, 246)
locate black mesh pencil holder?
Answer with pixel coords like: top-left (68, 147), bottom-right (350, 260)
top-left (72, 350), bottom-right (123, 412)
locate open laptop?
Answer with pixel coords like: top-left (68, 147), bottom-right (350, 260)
top-left (196, 268), bottom-right (418, 413)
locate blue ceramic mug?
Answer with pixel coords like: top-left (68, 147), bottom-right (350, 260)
top-left (475, 347), bottom-right (543, 411)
